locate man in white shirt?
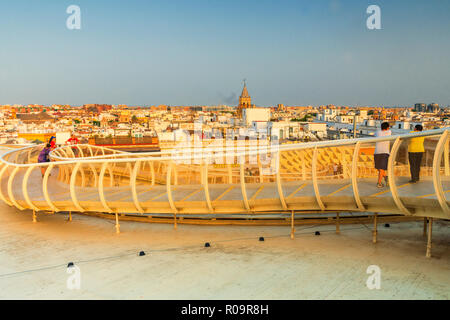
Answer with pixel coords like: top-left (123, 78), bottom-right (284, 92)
top-left (374, 122), bottom-right (392, 188)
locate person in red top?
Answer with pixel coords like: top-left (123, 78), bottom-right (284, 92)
top-left (48, 136), bottom-right (56, 150)
top-left (66, 134), bottom-right (80, 157)
top-left (66, 134), bottom-right (79, 145)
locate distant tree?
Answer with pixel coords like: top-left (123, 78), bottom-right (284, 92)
top-left (291, 114), bottom-right (314, 122)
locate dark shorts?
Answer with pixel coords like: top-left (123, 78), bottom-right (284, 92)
top-left (374, 153), bottom-right (389, 170)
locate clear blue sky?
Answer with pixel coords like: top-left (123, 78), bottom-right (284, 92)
top-left (0, 0), bottom-right (449, 107)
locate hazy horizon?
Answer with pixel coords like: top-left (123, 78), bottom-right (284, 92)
top-left (1, 0), bottom-right (449, 107)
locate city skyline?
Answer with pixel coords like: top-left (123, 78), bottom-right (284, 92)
top-left (1, 0), bottom-right (449, 107)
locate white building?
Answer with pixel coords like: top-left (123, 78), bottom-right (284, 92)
top-left (243, 108), bottom-right (271, 126)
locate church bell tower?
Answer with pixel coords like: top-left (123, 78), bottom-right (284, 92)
top-left (237, 79), bottom-right (252, 117)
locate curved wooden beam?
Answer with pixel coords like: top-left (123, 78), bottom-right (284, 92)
top-left (300, 151), bottom-right (306, 180)
top-left (312, 146), bottom-right (325, 210)
top-left (257, 153), bottom-right (264, 183)
top-left (89, 164), bottom-right (98, 187)
top-left (43, 164), bottom-right (59, 212)
top-left (70, 162), bottom-right (85, 212)
top-left (351, 141), bottom-right (365, 210)
top-left (126, 162), bottom-right (133, 180)
top-left (227, 164), bottom-right (233, 184)
top-left (150, 161), bottom-right (155, 186)
top-left (174, 165), bottom-right (178, 186)
top-left (79, 165), bottom-right (86, 188)
top-left (22, 166), bottom-right (41, 212)
top-left (98, 162), bottom-right (113, 213)
top-left (387, 137), bottom-right (412, 215)
top-left (14, 150), bottom-right (20, 163)
top-left (432, 130), bottom-right (450, 216)
top-left (58, 149), bottom-right (71, 183)
top-left (68, 147), bottom-right (76, 158)
top-left (88, 145), bottom-right (94, 157)
top-left (76, 145), bottom-right (84, 158)
top-left (0, 164), bottom-right (12, 206)
top-left (202, 163), bottom-right (213, 212)
top-left (276, 151), bottom-right (288, 210)
top-left (166, 161), bottom-right (178, 213)
top-left (131, 161), bottom-right (144, 214)
top-left (239, 158), bottom-right (250, 211)
top-left (7, 166), bottom-right (25, 210)
top-left (107, 165), bottom-right (114, 187)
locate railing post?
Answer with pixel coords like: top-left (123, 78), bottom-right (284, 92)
top-left (426, 217), bottom-right (432, 258)
top-left (336, 213), bottom-right (340, 234)
top-left (423, 217), bottom-right (427, 237)
top-left (115, 212), bottom-right (120, 234)
top-left (372, 213), bottom-right (378, 244)
top-left (290, 210), bottom-right (295, 239)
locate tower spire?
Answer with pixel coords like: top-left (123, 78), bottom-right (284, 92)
top-left (237, 79), bottom-right (252, 117)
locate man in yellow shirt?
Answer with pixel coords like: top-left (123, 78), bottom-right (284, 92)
top-left (408, 125), bottom-right (425, 183)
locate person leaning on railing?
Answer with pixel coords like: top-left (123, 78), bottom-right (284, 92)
top-left (37, 143), bottom-right (51, 177)
top-left (48, 136), bottom-right (56, 150)
top-left (408, 125), bottom-right (425, 183)
top-left (66, 133), bottom-right (80, 157)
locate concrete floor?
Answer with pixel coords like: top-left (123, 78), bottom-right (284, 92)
top-left (0, 202), bottom-right (448, 300)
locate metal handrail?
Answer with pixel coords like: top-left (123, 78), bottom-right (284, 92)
top-left (50, 128), bottom-right (446, 163)
top-left (1, 128), bottom-right (447, 167)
